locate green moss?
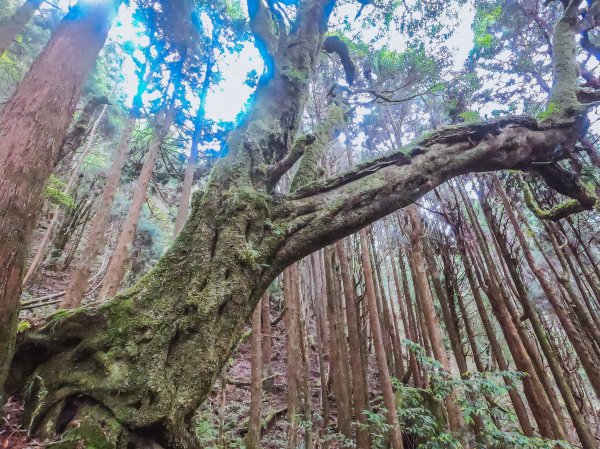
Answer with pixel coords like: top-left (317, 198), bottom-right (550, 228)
top-left (536, 102), bottom-right (558, 121)
top-left (238, 243), bottom-right (262, 269)
top-left (52, 404), bottom-right (125, 449)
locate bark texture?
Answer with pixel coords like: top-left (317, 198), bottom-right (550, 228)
top-left (0, 0), bottom-right (120, 395)
top-left (0, 0), bottom-right (43, 56)
top-left (60, 115), bottom-right (137, 309)
top-left (99, 108), bottom-right (174, 300)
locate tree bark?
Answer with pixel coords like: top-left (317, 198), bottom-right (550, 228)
top-left (0, 0), bottom-right (120, 394)
top-left (261, 293), bottom-right (272, 378)
top-left (99, 107), bottom-right (174, 300)
top-left (359, 229), bottom-right (405, 449)
top-left (284, 265), bottom-right (301, 449)
top-left (60, 115), bottom-right (136, 309)
top-left (323, 245), bottom-right (353, 438)
top-left (0, 0), bottom-right (43, 57)
top-left (245, 295), bottom-right (263, 449)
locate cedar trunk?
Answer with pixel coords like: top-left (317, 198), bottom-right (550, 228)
top-left (0, 0), bottom-right (43, 56)
top-left (60, 115), bottom-right (137, 309)
top-left (0, 0), bottom-right (120, 393)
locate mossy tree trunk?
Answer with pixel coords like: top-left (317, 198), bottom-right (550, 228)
top-left (6, 1), bottom-right (598, 448)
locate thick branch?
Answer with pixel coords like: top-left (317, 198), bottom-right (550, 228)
top-left (289, 103), bottom-right (346, 191)
top-left (274, 116), bottom-right (575, 268)
top-left (248, 0), bottom-right (278, 71)
top-left (534, 163), bottom-right (598, 208)
top-left (518, 175), bottom-right (593, 220)
top-left (266, 134), bottom-right (315, 189)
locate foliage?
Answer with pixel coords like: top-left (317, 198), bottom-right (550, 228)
top-left (44, 175), bottom-right (74, 209)
top-left (16, 320), bottom-right (31, 333)
top-left (359, 340), bottom-right (575, 449)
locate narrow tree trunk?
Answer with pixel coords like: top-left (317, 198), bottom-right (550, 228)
top-left (493, 176), bottom-right (600, 400)
top-left (458, 241), bottom-right (534, 436)
top-left (56, 95), bottom-right (111, 170)
top-left (309, 252), bottom-right (331, 437)
top-left (323, 246), bottom-right (353, 438)
top-left (395, 247), bottom-right (423, 387)
top-left (0, 0), bottom-right (120, 393)
top-left (359, 229), bottom-right (405, 449)
top-left (284, 265), bottom-right (301, 449)
top-left (60, 115), bottom-right (136, 308)
top-left (261, 293), bottom-right (272, 378)
top-left (483, 198), bottom-right (597, 449)
top-left (23, 102), bottom-right (109, 286)
top-left (370, 232), bottom-right (401, 378)
top-left (407, 206), bottom-right (467, 440)
top-left (335, 240), bottom-right (370, 449)
top-left (298, 263), bottom-right (313, 449)
top-left (99, 107), bottom-right (174, 300)
top-left (423, 233), bottom-right (484, 437)
top-left (0, 0), bottom-right (43, 56)
top-left (245, 296), bottom-right (263, 449)
top-left (173, 61), bottom-right (213, 236)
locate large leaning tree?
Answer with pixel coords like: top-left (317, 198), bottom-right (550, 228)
top-left (4, 0), bottom-right (600, 447)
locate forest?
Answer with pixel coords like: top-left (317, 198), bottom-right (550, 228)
top-left (1, 0), bottom-right (600, 448)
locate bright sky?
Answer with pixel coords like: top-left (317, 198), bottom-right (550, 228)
top-left (50, 0), bottom-right (475, 124)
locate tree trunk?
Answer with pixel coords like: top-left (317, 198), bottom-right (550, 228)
top-left (483, 195), bottom-right (597, 449)
top-left (261, 293), bottom-right (272, 378)
top-left (173, 61), bottom-right (213, 236)
top-left (0, 0), bottom-right (120, 394)
top-left (395, 247), bottom-right (423, 387)
top-left (99, 108), bottom-right (174, 300)
top-left (335, 240), bottom-right (370, 449)
top-left (406, 206), bottom-right (467, 440)
top-left (23, 102), bottom-right (109, 286)
top-left (245, 295), bottom-right (263, 449)
top-left (0, 0), bottom-right (43, 56)
top-left (309, 252), bottom-right (331, 437)
top-left (359, 229), bottom-right (405, 449)
top-left (457, 240), bottom-right (534, 436)
top-left (323, 245), bottom-right (353, 438)
top-left (56, 95), bottom-right (111, 170)
top-left (284, 265), bottom-right (301, 449)
top-left (61, 115), bottom-right (136, 309)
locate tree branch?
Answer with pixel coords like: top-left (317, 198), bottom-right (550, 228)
top-left (273, 116), bottom-right (576, 268)
top-left (518, 174), bottom-right (594, 221)
top-left (248, 0), bottom-right (278, 72)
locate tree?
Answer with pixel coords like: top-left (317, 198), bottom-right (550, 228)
top-left (4, 1), bottom-right (600, 448)
top-left (0, 0), bottom-right (44, 57)
top-left (0, 0), bottom-right (121, 396)
top-left (245, 294), bottom-right (264, 449)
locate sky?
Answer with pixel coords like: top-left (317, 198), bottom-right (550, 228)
top-left (51, 0), bottom-right (476, 124)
